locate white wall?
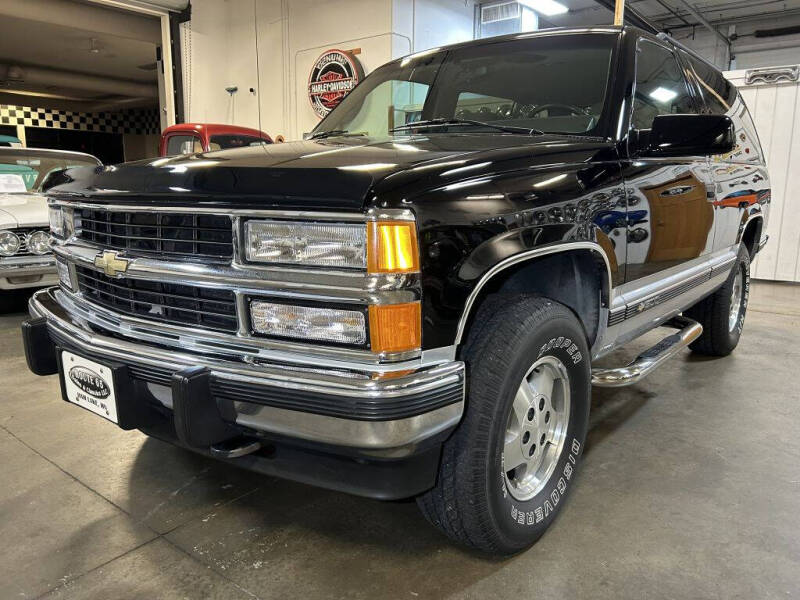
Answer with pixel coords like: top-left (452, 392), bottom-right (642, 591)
top-left (673, 16), bottom-right (800, 70)
top-left (392, 0), bottom-right (474, 56)
top-left (186, 0), bottom-right (477, 140)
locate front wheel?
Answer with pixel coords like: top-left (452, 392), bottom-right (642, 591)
top-left (417, 295), bottom-right (590, 555)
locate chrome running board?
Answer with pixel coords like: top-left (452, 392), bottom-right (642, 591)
top-left (591, 316), bottom-right (703, 388)
top-left (210, 438), bottom-right (262, 459)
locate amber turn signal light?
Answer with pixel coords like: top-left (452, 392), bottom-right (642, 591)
top-left (367, 221), bottom-right (420, 274)
top-left (369, 302), bottom-right (421, 353)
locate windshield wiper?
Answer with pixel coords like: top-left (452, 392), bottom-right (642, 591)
top-left (308, 129), bottom-right (367, 140)
top-left (390, 118), bottom-right (543, 136)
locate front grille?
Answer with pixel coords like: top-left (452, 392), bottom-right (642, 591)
top-left (75, 209), bottom-right (233, 261)
top-left (76, 266), bottom-right (238, 332)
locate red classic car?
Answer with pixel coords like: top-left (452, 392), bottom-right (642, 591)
top-left (159, 123), bottom-right (274, 156)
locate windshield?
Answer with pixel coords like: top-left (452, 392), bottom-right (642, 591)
top-left (0, 149), bottom-right (99, 193)
top-left (313, 33), bottom-right (616, 138)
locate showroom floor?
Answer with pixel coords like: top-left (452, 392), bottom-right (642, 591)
top-left (1, 281), bottom-right (799, 600)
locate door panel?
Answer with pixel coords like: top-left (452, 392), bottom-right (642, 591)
top-left (643, 172), bottom-right (713, 262)
top-left (621, 161), bottom-right (716, 281)
top-left (620, 37), bottom-right (714, 283)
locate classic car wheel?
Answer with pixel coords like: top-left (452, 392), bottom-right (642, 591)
top-left (686, 245), bottom-right (750, 356)
top-left (416, 295), bottom-right (590, 555)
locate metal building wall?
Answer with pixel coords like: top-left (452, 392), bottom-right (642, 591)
top-left (726, 66), bottom-right (800, 282)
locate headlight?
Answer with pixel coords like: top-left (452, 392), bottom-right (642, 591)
top-left (244, 219), bottom-right (420, 273)
top-left (49, 206), bottom-right (64, 237)
top-left (250, 301), bottom-right (366, 345)
top-left (0, 230), bottom-right (20, 256)
top-left (26, 230), bottom-right (51, 255)
top-left (245, 220), bottom-right (366, 268)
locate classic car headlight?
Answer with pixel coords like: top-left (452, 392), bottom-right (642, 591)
top-left (26, 231), bottom-right (51, 255)
top-left (250, 301), bottom-right (366, 345)
top-left (48, 206), bottom-right (64, 237)
top-left (0, 231), bottom-right (21, 256)
top-left (244, 219), bottom-right (419, 273)
top-left (245, 220), bottom-right (367, 268)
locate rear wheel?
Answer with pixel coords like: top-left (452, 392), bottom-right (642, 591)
top-left (417, 295), bottom-right (590, 555)
top-left (686, 245), bottom-right (750, 356)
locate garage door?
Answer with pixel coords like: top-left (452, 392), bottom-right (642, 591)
top-left (726, 66), bottom-right (800, 282)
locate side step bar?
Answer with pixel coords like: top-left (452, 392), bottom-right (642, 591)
top-left (591, 316), bottom-right (703, 388)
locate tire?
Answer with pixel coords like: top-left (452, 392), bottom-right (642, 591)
top-left (417, 295), bottom-right (591, 555)
top-left (685, 245), bottom-right (750, 357)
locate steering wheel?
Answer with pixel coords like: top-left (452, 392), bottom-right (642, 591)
top-left (517, 103), bottom-right (590, 118)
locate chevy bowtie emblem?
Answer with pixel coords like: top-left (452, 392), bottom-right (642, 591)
top-left (94, 250), bottom-right (130, 277)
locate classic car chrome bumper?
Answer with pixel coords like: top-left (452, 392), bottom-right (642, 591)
top-left (27, 287), bottom-right (465, 457)
top-left (0, 255), bottom-right (57, 288)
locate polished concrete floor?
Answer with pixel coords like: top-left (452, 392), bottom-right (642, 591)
top-left (1, 281), bottom-right (799, 599)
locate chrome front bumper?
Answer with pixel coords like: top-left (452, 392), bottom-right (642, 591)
top-left (29, 287), bottom-right (465, 457)
top-left (0, 255), bottom-right (57, 288)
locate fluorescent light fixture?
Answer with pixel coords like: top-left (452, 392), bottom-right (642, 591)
top-left (518, 0), bottom-right (568, 16)
top-left (649, 86), bottom-right (678, 103)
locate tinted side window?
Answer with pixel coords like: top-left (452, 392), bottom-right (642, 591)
top-left (677, 49), bottom-right (735, 115)
top-left (632, 40), bottom-right (697, 130)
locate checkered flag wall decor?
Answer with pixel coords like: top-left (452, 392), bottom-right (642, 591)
top-left (0, 104), bottom-right (161, 135)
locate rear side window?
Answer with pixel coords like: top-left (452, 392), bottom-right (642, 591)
top-left (166, 134), bottom-right (202, 155)
top-left (631, 40), bottom-right (697, 130)
top-left (209, 134), bottom-right (269, 150)
top-left (677, 49), bottom-right (735, 115)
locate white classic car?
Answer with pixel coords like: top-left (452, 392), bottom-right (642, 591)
top-left (0, 147), bottom-right (101, 290)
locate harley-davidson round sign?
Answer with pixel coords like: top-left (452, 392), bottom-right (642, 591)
top-left (308, 49), bottom-right (364, 119)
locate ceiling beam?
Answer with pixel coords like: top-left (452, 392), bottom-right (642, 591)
top-left (592, 0), bottom-right (661, 32)
top-left (659, 6), bottom-right (800, 29)
top-left (669, 0), bottom-right (732, 47)
top-left (0, 0), bottom-right (161, 44)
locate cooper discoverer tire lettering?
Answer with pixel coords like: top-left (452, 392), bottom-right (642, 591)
top-left (416, 295), bottom-right (591, 554)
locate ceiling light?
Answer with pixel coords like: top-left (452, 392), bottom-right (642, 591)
top-left (649, 87), bottom-right (677, 103)
top-left (518, 0), bottom-right (569, 16)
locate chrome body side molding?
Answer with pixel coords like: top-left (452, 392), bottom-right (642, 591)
top-left (454, 241), bottom-right (613, 345)
top-left (593, 246), bottom-right (738, 358)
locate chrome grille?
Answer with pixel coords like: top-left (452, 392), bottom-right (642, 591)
top-left (75, 209), bottom-right (233, 261)
top-left (76, 266), bottom-right (238, 332)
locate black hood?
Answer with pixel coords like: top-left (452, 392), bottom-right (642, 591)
top-left (48, 134), bottom-right (612, 210)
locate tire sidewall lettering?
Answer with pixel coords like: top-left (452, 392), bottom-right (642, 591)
top-left (492, 322), bottom-right (590, 540)
top-left (508, 438), bottom-right (582, 527)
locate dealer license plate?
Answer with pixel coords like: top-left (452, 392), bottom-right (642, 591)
top-left (61, 351), bottom-right (118, 423)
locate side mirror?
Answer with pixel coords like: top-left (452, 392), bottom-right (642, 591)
top-left (636, 114), bottom-right (735, 157)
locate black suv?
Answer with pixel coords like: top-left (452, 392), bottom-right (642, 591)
top-left (24, 26), bottom-right (769, 555)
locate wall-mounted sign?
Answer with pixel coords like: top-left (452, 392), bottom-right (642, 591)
top-left (308, 49), bottom-right (364, 119)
